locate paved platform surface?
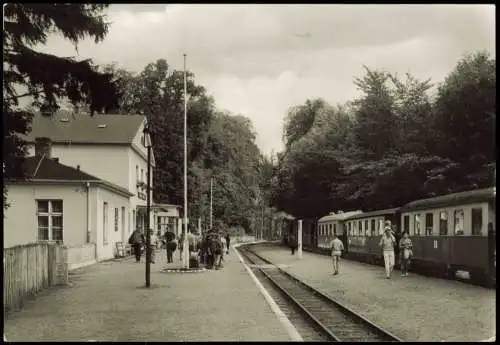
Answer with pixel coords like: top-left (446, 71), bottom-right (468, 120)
top-left (254, 244), bottom-right (496, 342)
top-left (4, 246), bottom-right (292, 341)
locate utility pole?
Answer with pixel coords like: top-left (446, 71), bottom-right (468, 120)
top-left (182, 53), bottom-right (189, 269)
top-left (210, 177), bottom-right (213, 229)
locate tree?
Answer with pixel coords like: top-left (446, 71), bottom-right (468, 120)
top-left (432, 51), bottom-right (495, 189)
top-left (3, 4), bottom-right (119, 208)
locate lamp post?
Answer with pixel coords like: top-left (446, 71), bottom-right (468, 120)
top-left (143, 124), bottom-right (152, 287)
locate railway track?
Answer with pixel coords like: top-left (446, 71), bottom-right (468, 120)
top-left (239, 244), bottom-right (401, 342)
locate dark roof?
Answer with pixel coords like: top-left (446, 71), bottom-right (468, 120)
top-left (400, 188), bottom-right (495, 213)
top-left (21, 156), bottom-right (101, 180)
top-left (7, 156), bottom-right (132, 196)
top-left (23, 110), bottom-right (145, 144)
top-left (344, 208), bottom-right (400, 221)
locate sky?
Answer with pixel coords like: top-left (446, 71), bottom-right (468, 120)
top-left (38, 4), bottom-right (495, 155)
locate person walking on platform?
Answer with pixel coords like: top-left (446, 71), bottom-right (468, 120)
top-left (128, 229), bottom-right (145, 263)
top-left (330, 233), bottom-right (345, 275)
top-left (399, 231), bottom-right (413, 277)
top-left (379, 221), bottom-right (396, 279)
top-left (225, 233), bottom-right (231, 255)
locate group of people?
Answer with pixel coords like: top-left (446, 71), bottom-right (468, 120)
top-left (127, 227), bottom-right (232, 270)
top-left (329, 220), bottom-right (413, 278)
top-left (198, 229), bottom-right (231, 270)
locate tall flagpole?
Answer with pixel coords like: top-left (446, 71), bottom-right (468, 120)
top-left (183, 53), bottom-right (189, 269)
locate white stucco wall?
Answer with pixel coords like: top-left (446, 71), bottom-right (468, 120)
top-left (4, 183), bottom-right (87, 248)
top-left (27, 144), bottom-right (130, 189)
top-left (94, 186), bottom-right (130, 261)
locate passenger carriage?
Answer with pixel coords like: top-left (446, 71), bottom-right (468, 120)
top-left (399, 188), bottom-right (495, 285)
top-left (344, 208), bottom-right (401, 265)
top-left (316, 211), bottom-right (362, 255)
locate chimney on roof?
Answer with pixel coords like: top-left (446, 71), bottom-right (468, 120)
top-left (35, 137), bottom-right (52, 159)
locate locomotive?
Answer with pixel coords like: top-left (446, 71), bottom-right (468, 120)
top-left (281, 188), bottom-right (496, 287)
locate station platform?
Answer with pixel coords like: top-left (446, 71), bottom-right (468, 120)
top-left (4, 244), bottom-right (293, 341)
top-left (254, 244), bottom-right (496, 342)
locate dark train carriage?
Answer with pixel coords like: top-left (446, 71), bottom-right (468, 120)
top-left (344, 208), bottom-right (401, 266)
top-left (400, 187), bottom-right (496, 285)
top-left (301, 218), bottom-right (317, 248)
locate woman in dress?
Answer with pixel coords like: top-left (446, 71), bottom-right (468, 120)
top-left (399, 231), bottom-right (413, 277)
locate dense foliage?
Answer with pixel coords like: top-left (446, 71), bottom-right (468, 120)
top-left (105, 60), bottom-right (266, 234)
top-left (3, 4), bottom-right (118, 208)
top-left (271, 52), bottom-right (496, 218)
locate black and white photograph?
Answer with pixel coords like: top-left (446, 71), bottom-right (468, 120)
top-left (3, 4), bottom-right (495, 342)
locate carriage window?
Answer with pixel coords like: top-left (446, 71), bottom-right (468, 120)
top-left (403, 215), bottom-right (410, 234)
top-left (371, 219), bottom-right (376, 236)
top-left (414, 214), bottom-right (422, 236)
top-left (358, 221), bottom-right (363, 235)
top-left (454, 210), bottom-right (464, 236)
top-left (439, 211), bottom-right (448, 236)
top-left (425, 213), bottom-right (434, 236)
top-left (364, 220), bottom-right (369, 236)
top-left (471, 208), bottom-right (483, 236)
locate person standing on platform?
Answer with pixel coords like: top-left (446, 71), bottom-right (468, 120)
top-left (128, 229), bottom-right (145, 263)
top-left (330, 233), bottom-right (345, 275)
top-left (220, 234), bottom-right (227, 264)
top-left (399, 231), bottom-right (413, 277)
top-left (289, 233), bottom-right (297, 255)
top-left (379, 221), bottom-right (397, 279)
top-left (149, 229), bottom-right (157, 264)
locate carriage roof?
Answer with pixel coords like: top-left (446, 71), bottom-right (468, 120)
top-left (344, 208), bottom-right (400, 221)
top-left (400, 188), bottom-right (495, 213)
top-left (318, 210), bottom-right (363, 222)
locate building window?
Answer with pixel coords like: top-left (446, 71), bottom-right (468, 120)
top-left (333, 223), bottom-right (337, 236)
top-left (371, 219), bottom-right (376, 236)
top-left (114, 208), bottom-right (119, 232)
top-left (37, 200), bottom-right (63, 242)
top-left (439, 211), bottom-right (448, 236)
top-left (414, 214), bottom-right (422, 236)
top-left (328, 223), bottom-right (332, 235)
top-left (141, 134), bottom-right (145, 147)
top-left (141, 169), bottom-right (144, 183)
top-left (348, 222), bottom-right (352, 236)
top-left (358, 221), bottom-right (362, 235)
top-left (364, 220), bottom-right (369, 236)
top-left (121, 207), bottom-right (126, 236)
top-left (454, 209), bottom-right (464, 236)
top-left (425, 213), bottom-right (434, 236)
top-left (403, 215), bottom-right (410, 234)
top-left (471, 208), bottom-right (483, 236)
top-left (103, 202), bottom-right (109, 244)
top-left (136, 165), bottom-right (139, 182)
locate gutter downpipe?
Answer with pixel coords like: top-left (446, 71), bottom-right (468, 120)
top-left (86, 182), bottom-right (94, 258)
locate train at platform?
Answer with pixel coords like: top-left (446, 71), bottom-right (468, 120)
top-left (279, 188), bottom-right (496, 287)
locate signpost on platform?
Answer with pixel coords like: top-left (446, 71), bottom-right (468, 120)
top-left (297, 219), bottom-right (303, 259)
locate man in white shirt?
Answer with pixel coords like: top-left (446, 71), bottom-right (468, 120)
top-left (330, 233), bottom-right (345, 276)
